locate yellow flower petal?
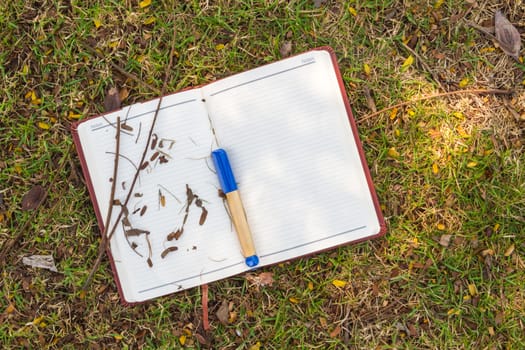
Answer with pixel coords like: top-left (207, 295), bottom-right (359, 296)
top-left (93, 19), bottom-right (102, 29)
top-left (348, 6), bottom-right (357, 17)
top-left (215, 43), bottom-right (225, 51)
top-left (467, 161), bottom-right (478, 168)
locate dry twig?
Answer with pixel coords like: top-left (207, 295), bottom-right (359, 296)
top-left (83, 23), bottom-right (179, 289)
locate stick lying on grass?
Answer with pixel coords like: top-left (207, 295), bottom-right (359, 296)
top-left (82, 23), bottom-right (178, 290)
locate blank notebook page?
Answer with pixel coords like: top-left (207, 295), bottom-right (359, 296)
top-left (202, 50), bottom-right (381, 266)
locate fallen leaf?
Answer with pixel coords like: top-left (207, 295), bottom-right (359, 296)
top-left (363, 86), bottom-right (376, 112)
top-left (363, 63), bottom-right (371, 76)
top-left (387, 147), bottom-right (400, 158)
top-left (329, 325), bottom-right (341, 338)
top-left (389, 107), bottom-right (398, 120)
top-left (194, 333), bottom-right (208, 345)
top-left (22, 255), bottom-right (58, 272)
top-left (439, 234), bottom-right (452, 247)
top-left (93, 19), bottom-right (102, 29)
top-left (332, 279), bottom-right (347, 288)
top-left (246, 272), bottom-right (274, 291)
top-left (5, 303), bottom-right (16, 314)
top-left (504, 244), bottom-right (515, 257)
top-left (313, 0), bottom-right (326, 8)
top-left (348, 6), bottom-right (357, 17)
top-left (21, 185), bottom-right (45, 211)
top-left (468, 283), bottom-right (477, 296)
top-left (407, 323), bottom-right (418, 337)
top-left (249, 342), bottom-right (261, 350)
top-left (459, 77), bottom-right (469, 88)
top-left (139, 0), bottom-right (151, 8)
top-left (494, 11), bottom-right (521, 61)
top-left (143, 16), bottom-right (156, 25)
top-left (495, 310), bottom-right (504, 325)
top-left (216, 300), bottom-right (229, 325)
top-left (104, 87), bottom-right (121, 112)
top-left (119, 87), bottom-right (130, 102)
top-left (288, 297), bottom-right (299, 304)
top-left (280, 41), bottom-right (292, 58)
top-left (400, 55), bottom-right (414, 72)
top-left (179, 335), bottom-right (186, 345)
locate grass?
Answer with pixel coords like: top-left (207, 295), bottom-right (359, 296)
top-left (1, 0), bottom-right (524, 348)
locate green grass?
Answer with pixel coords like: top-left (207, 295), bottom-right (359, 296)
top-left (1, 0), bottom-right (524, 348)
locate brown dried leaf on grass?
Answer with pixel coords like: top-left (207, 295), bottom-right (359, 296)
top-left (21, 185), bottom-right (45, 211)
top-left (104, 87), bottom-right (121, 112)
top-left (245, 272), bottom-right (274, 291)
top-left (280, 41), bottom-right (292, 58)
top-left (215, 300), bottom-right (229, 325)
top-left (22, 255), bottom-right (58, 272)
top-left (494, 11), bottom-right (521, 61)
top-left (313, 0), bottom-right (326, 8)
top-left (439, 234), bottom-right (452, 247)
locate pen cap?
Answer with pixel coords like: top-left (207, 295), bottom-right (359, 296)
top-left (211, 149), bottom-right (238, 194)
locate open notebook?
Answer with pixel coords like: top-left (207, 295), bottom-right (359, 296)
top-left (73, 47), bottom-right (386, 304)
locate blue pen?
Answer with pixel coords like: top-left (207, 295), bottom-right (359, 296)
top-left (211, 149), bottom-right (259, 267)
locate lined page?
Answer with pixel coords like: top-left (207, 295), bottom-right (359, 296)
top-left (76, 90), bottom-right (248, 302)
top-left (202, 50), bottom-right (381, 266)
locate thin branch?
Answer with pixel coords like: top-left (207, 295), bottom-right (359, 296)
top-left (82, 117), bottom-right (121, 289)
top-left (358, 88), bottom-right (514, 124)
top-left (83, 22), bottom-right (179, 288)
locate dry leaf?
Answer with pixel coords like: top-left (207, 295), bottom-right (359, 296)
top-left (22, 255), bottom-right (58, 272)
top-left (332, 279), bottom-right (347, 288)
top-left (21, 185), bottom-right (45, 211)
top-left (216, 300), bottom-right (229, 325)
top-left (280, 41), bottom-right (292, 58)
top-left (246, 272), bottom-right (274, 291)
top-left (400, 55), bottom-right (414, 72)
top-left (119, 87), bottom-right (130, 103)
top-left (494, 11), bottom-right (521, 61)
top-left (363, 86), bottom-right (377, 113)
top-left (329, 325), bottom-right (341, 338)
top-left (313, 0), bottom-right (326, 8)
top-left (495, 310), bottom-right (504, 325)
top-left (439, 234), bottom-right (452, 247)
top-left (103, 87), bottom-right (121, 112)
top-left (504, 244), bottom-right (515, 257)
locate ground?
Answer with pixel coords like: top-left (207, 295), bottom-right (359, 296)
top-left (0, 0), bottom-right (524, 349)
